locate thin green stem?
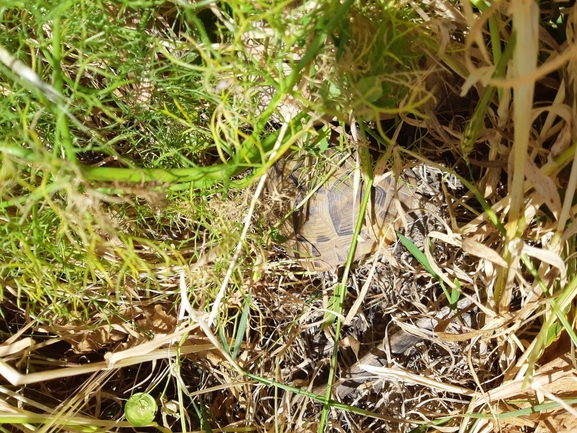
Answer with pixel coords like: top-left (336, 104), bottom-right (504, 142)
top-left (50, 7), bottom-right (77, 163)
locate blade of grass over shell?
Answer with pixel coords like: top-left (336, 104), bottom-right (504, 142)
top-left (322, 148), bottom-right (372, 327)
top-left (323, 125), bottom-right (376, 326)
top-left (320, 139), bottom-right (373, 431)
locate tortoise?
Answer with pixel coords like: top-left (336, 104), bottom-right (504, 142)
top-left (271, 149), bottom-right (427, 272)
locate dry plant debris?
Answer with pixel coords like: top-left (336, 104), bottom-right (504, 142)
top-left (0, 1), bottom-right (577, 432)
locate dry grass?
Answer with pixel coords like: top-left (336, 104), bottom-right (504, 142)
top-left (1, 1), bottom-right (577, 432)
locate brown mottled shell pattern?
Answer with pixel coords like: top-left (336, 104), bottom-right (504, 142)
top-left (273, 150), bottom-right (422, 272)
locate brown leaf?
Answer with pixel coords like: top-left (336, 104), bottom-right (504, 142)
top-left (525, 157), bottom-right (562, 220)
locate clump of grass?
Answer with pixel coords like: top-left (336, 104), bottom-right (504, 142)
top-left (0, 0), bottom-right (388, 430)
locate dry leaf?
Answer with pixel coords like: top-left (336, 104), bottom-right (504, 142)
top-left (137, 304), bottom-right (178, 334)
top-left (525, 157), bottom-right (562, 221)
top-left (521, 243), bottom-right (566, 280)
top-left (462, 237), bottom-right (508, 267)
top-left (476, 353), bottom-right (577, 405)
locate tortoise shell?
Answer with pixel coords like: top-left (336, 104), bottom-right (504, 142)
top-left (272, 150), bottom-right (422, 272)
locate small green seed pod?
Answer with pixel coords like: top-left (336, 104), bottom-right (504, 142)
top-left (125, 393), bottom-right (158, 427)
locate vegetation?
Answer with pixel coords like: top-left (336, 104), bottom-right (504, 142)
top-left (0, 0), bottom-right (576, 432)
